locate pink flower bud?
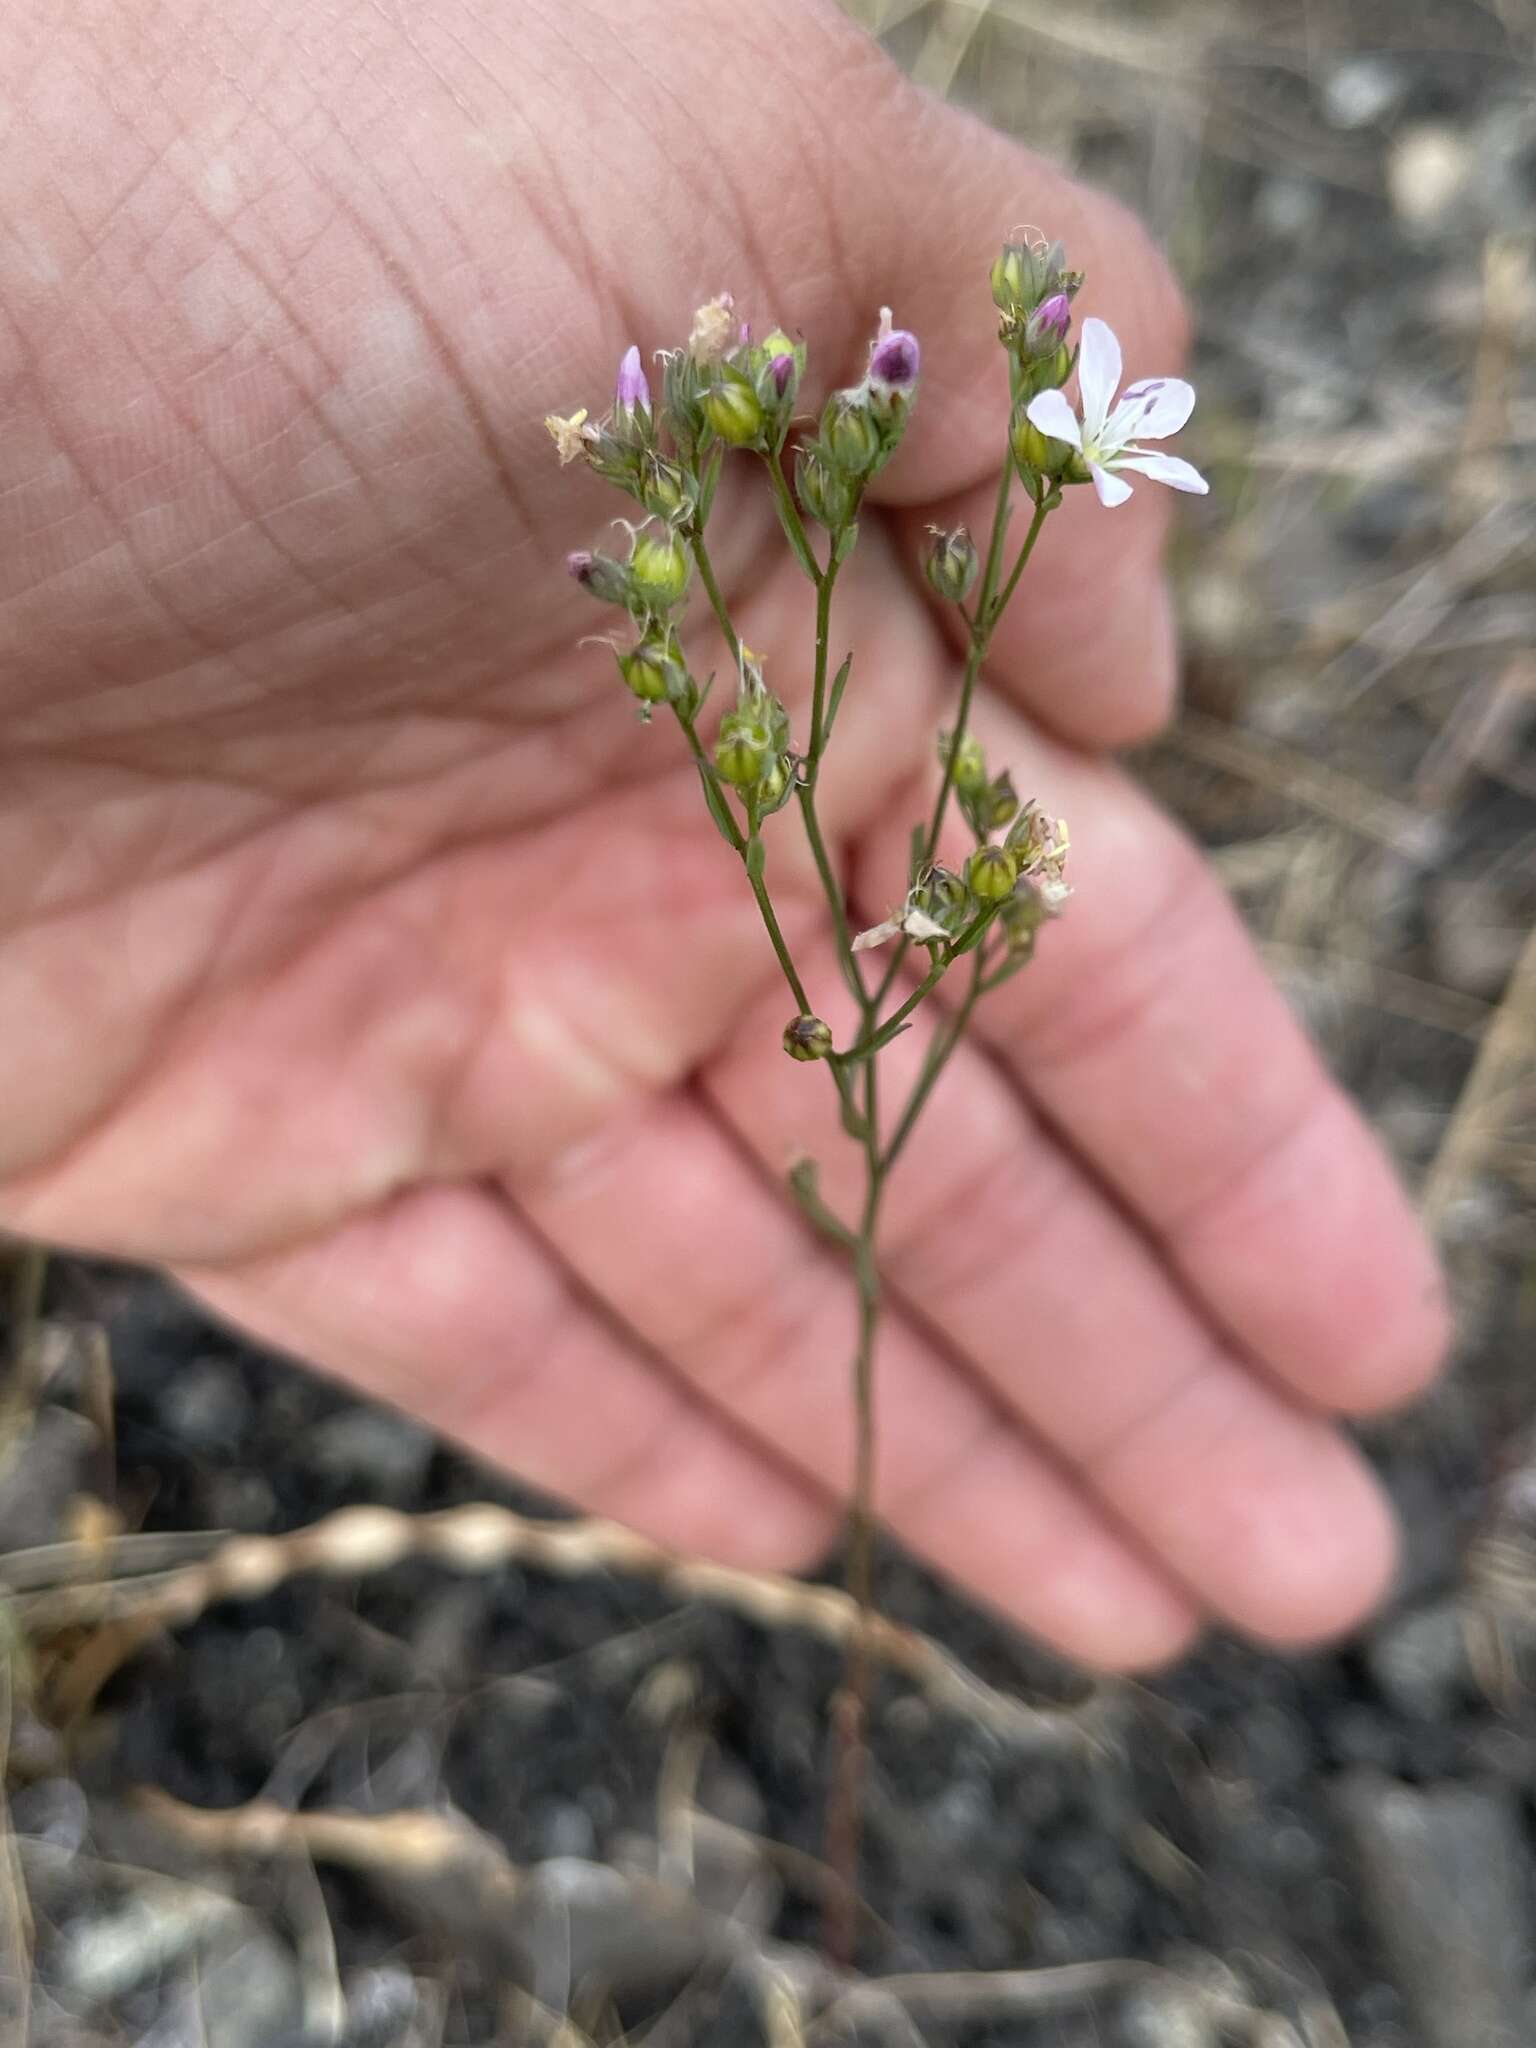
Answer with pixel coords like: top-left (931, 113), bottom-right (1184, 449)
top-left (868, 327), bottom-right (920, 393)
top-left (615, 344), bottom-right (651, 417)
top-left (769, 352), bottom-right (796, 397)
top-left (1026, 292), bottom-right (1072, 353)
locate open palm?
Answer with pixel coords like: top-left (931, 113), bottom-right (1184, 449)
top-left (0, 0), bottom-right (1446, 1668)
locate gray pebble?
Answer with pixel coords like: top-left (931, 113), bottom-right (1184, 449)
top-left (1334, 1773), bottom-right (1534, 2048)
top-left (1367, 1599), bottom-right (1470, 1719)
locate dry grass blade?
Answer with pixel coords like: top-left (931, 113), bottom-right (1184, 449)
top-left (1420, 917), bottom-right (1536, 1232)
top-left (0, 1655), bottom-right (35, 2046)
top-left (809, 1960), bottom-right (1301, 2045)
top-left (13, 1502), bottom-right (1105, 1753)
top-left (1168, 713), bottom-right (1441, 859)
top-left (1261, 942), bottom-right (1492, 1039)
top-left (138, 1786), bottom-right (524, 1896)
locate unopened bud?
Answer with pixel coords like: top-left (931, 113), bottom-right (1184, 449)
top-left (617, 638), bottom-right (673, 703)
top-left (796, 446), bottom-right (858, 530)
top-left (757, 753), bottom-right (795, 814)
top-left (1010, 409), bottom-right (1073, 480)
top-left (991, 241), bottom-right (1034, 314)
top-left (1023, 293), bottom-right (1072, 357)
top-left (637, 455), bottom-right (693, 523)
top-left (966, 844), bottom-right (1020, 904)
top-left (629, 531), bottom-right (691, 610)
top-left (914, 863), bottom-right (969, 925)
top-left (715, 715), bottom-right (772, 790)
top-left (979, 769), bottom-right (1020, 832)
top-left (940, 730), bottom-right (988, 796)
top-left (868, 318), bottom-right (920, 397)
top-left (567, 549), bottom-right (632, 606)
top-left (782, 1015), bottom-right (834, 1062)
top-left (822, 394), bottom-right (882, 478)
top-left (924, 527), bottom-right (979, 604)
top-left (662, 349), bottom-right (708, 442)
top-left (702, 377), bottom-right (766, 447)
top-left (614, 344), bottom-right (652, 434)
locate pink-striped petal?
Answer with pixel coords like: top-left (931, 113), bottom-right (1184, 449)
top-left (1113, 376), bottom-right (1196, 441)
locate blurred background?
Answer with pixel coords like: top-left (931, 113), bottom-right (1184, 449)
top-left (4, 2), bottom-right (1534, 2043)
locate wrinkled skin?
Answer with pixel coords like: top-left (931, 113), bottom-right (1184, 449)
top-left (0, 0), bottom-right (1448, 1669)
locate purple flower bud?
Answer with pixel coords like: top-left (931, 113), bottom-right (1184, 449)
top-left (868, 327), bottom-right (920, 394)
top-left (1027, 292), bottom-right (1072, 351)
top-left (566, 549), bottom-right (633, 606)
top-left (615, 344), bottom-right (651, 416)
top-left (769, 352), bottom-right (796, 397)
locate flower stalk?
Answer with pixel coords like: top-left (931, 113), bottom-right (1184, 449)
top-left (545, 248), bottom-right (1205, 1960)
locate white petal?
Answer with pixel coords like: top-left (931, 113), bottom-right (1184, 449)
top-left (1024, 388), bottom-right (1083, 449)
top-left (901, 908), bottom-right (950, 945)
top-left (1113, 376), bottom-right (1195, 440)
top-left (1116, 450), bottom-right (1209, 495)
top-left (1089, 460), bottom-right (1135, 508)
top-left (851, 918), bottom-right (902, 953)
top-left (1076, 318), bottom-right (1121, 438)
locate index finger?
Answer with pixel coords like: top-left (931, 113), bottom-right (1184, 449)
top-left (842, 83), bottom-right (1191, 746)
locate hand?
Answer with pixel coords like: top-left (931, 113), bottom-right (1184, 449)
top-left (0, 0), bottom-right (1446, 1669)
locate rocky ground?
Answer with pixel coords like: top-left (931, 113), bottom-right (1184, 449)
top-left (4, 2), bottom-right (1536, 2044)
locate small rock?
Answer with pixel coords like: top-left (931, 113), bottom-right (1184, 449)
top-left (1388, 124), bottom-right (1473, 227)
top-left (1334, 1773), bottom-right (1534, 2048)
top-left (57, 1882), bottom-right (242, 2000)
top-left (343, 1962), bottom-right (426, 2046)
top-left (306, 1408), bottom-right (434, 1498)
top-left (1431, 876), bottom-right (1528, 999)
top-left (160, 1356), bottom-right (252, 1450)
top-left (1367, 1600), bottom-right (1470, 1719)
top-left (1253, 177), bottom-right (1323, 240)
top-left (1320, 56), bottom-right (1405, 130)
top-left (11, 1778), bottom-right (89, 1855)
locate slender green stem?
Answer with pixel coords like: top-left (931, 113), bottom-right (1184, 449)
top-left (839, 958), bottom-right (945, 1059)
top-left (869, 461), bottom-right (1027, 1015)
top-left (798, 785), bottom-right (866, 1007)
top-left (673, 707), bottom-right (744, 849)
top-left (675, 709), bottom-right (813, 1018)
top-left (688, 528), bottom-right (741, 665)
top-left (807, 549), bottom-right (836, 759)
top-left (821, 1194), bottom-right (881, 1964)
top-left (765, 446), bottom-right (822, 585)
top-left (988, 490), bottom-right (1051, 626)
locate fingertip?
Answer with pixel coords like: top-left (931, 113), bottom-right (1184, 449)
top-left (1226, 1426), bottom-right (1402, 1650)
top-left (1240, 1454), bottom-right (1403, 1651)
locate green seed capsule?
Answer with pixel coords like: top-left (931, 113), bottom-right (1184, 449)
top-left (702, 380), bottom-right (766, 447)
top-left (782, 1015), bottom-right (834, 1062)
top-left (629, 532), bottom-right (691, 609)
top-left (967, 844), bottom-right (1020, 904)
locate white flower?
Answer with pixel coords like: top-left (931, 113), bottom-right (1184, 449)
top-left (851, 901), bottom-right (950, 953)
top-left (688, 293), bottom-right (736, 365)
top-left (1025, 317), bottom-right (1208, 509)
top-left (544, 407), bottom-right (592, 465)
